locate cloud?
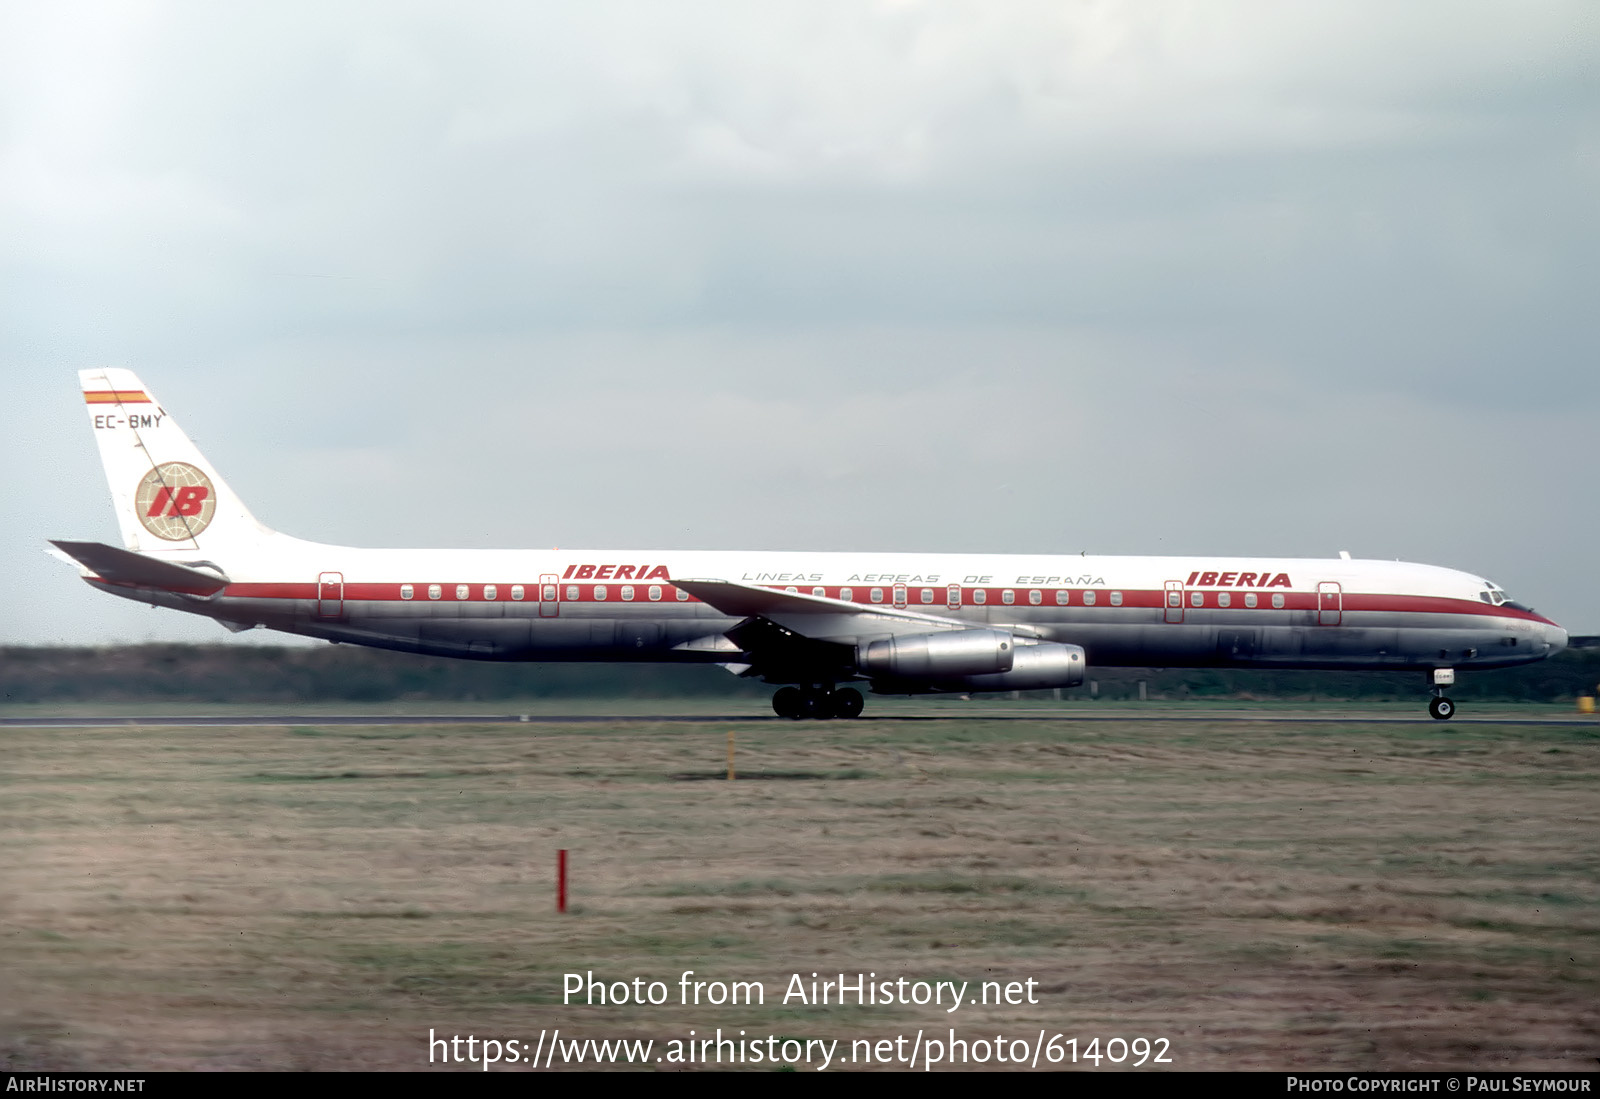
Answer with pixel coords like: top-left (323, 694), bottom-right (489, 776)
top-left (3, 2), bottom-right (1596, 641)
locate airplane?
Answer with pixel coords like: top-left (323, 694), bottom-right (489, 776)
top-left (51, 369), bottom-right (1568, 721)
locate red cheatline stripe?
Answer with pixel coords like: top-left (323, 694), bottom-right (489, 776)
top-left (205, 582), bottom-right (1556, 625)
top-left (84, 390), bottom-right (152, 404)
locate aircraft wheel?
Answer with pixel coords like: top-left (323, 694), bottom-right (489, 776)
top-left (830, 687), bottom-right (864, 719)
top-left (799, 687), bottom-right (833, 720)
top-left (1428, 696), bottom-right (1455, 721)
top-left (773, 687), bottom-right (801, 719)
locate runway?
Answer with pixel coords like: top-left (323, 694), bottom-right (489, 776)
top-left (4, 709), bottom-right (1595, 728)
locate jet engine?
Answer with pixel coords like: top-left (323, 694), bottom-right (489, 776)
top-left (953, 641), bottom-right (1087, 691)
top-left (858, 628), bottom-right (1016, 678)
top-left (858, 631), bottom-right (1089, 692)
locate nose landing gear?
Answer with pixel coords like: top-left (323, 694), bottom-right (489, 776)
top-left (1428, 668), bottom-right (1456, 721)
top-left (772, 685), bottom-right (864, 720)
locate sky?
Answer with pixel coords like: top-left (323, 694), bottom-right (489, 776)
top-left (3, 1), bottom-right (1597, 645)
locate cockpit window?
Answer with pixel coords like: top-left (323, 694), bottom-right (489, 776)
top-left (1476, 581), bottom-right (1534, 612)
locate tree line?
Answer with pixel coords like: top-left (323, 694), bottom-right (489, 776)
top-left (3, 643), bottom-right (1597, 704)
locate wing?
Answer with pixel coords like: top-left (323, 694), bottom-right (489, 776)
top-left (672, 577), bottom-right (1043, 684)
top-left (673, 577), bottom-right (1042, 642)
top-left (672, 574), bottom-right (1040, 672)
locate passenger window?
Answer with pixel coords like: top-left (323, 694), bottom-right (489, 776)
top-left (1028, 590), bottom-right (1042, 605)
top-left (1083, 591), bottom-right (1097, 606)
top-left (840, 587), bottom-right (853, 601)
top-left (1110, 591), bottom-right (1122, 606)
top-left (1217, 592), bottom-right (1230, 607)
top-left (649, 586), bottom-right (662, 601)
top-left (621, 585), bottom-right (635, 601)
top-left (1190, 591), bottom-right (1203, 607)
top-left (594, 585), bottom-right (608, 601)
top-left (974, 589), bottom-right (987, 605)
top-left (484, 584), bottom-right (497, 601)
top-left (786, 586), bottom-right (798, 593)
top-left (1056, 590), bottom-right (1069, 605)
top-left (400, 584), bottom-right (413, 600)
top-left (456, 584), bottom-right (469, 600)
top-left (566, 585), bottom-right (579, 601)
top-left (921, 588), bottom-right (933, 604)
top-left (1002, 590), bottom-right (1015, 605)
top-left (428, 584), bottom-right (441, 600)
top-left (512, 585), bottom-right (525, 600)
top-left (676, 588), bottom-right (689, 601)
top-left (1245, 593), bottom-right (1257, 608)
top-left (870, 588), bottom-right (883, 604)
top-left (540, 585), bottom-right (554, 601)
top-left (1271, 593), bottom-right (1285, 609)
top-left (813, 587), bottom-right (825, 597)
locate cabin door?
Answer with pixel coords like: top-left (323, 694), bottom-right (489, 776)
top-left (316, 571), bottom-right (344, 619)
top-left (1164, 580), bottom-right (1185, 623)
top-left (1317, 581), bottom-right (1342, 626)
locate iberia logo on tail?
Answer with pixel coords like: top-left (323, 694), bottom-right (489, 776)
top-left (134, 462), bottom-right (216, 540)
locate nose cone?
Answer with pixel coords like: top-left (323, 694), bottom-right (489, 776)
top-left (1545, 623), bottom-right (1569, 655)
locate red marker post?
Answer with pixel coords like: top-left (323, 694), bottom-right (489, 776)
top-left (557, 848), bottom-right (568, 913)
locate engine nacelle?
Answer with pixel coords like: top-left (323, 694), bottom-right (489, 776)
top-left (950, 641), bottom-right (1087, 692)
top-left (859, 629), bottom-right (1016, 679)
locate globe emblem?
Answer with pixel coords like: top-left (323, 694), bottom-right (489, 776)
top-left (134, 462), bottom-right (217, 541)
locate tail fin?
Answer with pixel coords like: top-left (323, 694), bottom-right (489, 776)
top-left (81, 368), bottom-right (273, 556)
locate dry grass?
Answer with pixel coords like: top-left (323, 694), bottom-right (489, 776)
top-left (1, 712), bottom-right (1596, 1071)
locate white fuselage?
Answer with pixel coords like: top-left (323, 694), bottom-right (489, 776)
top-left (95, 537), bottom-right (1567, 677)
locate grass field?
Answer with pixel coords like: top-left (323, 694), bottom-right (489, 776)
top-left (2, 708), bottom-right (1596, 1071)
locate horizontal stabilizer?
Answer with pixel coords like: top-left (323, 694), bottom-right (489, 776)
top-left (49, 540), bottom-right (229, 595)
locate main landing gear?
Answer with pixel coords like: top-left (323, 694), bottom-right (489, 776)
top-left (772, 686), bottom-right (864, 720)
top-left (1428, 668), bottom-right (1456, 721)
